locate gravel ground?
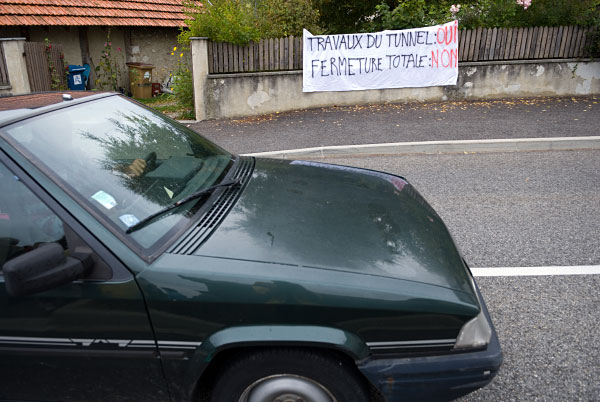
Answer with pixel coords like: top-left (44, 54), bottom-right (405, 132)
top-left (187, 96), bottom-right (600, 154)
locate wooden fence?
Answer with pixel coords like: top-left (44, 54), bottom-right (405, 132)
top-left (0, 44), bottom-right (9, 86)
top-left (23, 42), bottom-right (68, 92)
top-left (209, 36), bottom-right (303, 74)
top-left (208, 25), bottom-right (597, 74)
top-left (459, 26), bottom-right (595, 61)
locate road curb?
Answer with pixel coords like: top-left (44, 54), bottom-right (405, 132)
top-left (244, 136), bottom-right (600, 159)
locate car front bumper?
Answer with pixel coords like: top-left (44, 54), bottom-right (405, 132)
top-left (357, 282), bottom-right (503, 401)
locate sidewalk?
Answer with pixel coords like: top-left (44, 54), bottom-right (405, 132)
top-left (187, 96), bottom-right (599, 155)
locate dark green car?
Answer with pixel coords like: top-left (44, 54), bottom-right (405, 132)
top-left (0, 92), bottom-right (501, 402)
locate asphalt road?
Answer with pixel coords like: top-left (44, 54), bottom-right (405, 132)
top-left (309, 150), bottom-right (600, 401)
top-left (471, 275), bottom-right (599, 402)
top-left (188, 96), bottom-right (600, 155)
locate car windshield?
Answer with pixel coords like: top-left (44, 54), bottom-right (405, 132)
top-left (3, 96), bottom-right (232, 250)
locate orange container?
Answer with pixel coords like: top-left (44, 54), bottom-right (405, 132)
top-left (127, 63), bottom-right (154, 99)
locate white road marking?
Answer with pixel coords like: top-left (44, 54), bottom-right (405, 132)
top-left (245, 136), bottom-right (600, 158)
top-left (471, 265), bottom-right (600, 277)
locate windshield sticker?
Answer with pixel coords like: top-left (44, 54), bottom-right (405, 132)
top-left (290, 160), bottom-right (407, 191)
top-left (119, 214), bottom-right (140, 227)
top-left (164, 186), bottom-right (174, 199)
top-left (91, 190), bottom-right (117, 210)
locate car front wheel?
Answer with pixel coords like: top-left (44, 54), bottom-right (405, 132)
top-left (210, 348), bottom-right (370, 402)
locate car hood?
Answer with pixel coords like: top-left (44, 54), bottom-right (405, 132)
top-left (191, 158), bottom-right (474, 295)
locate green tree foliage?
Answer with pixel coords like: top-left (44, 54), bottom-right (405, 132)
top-left (367, 0), bottom-right (599, 31)
top-left (181, 0), bottom-right (261, 45)
top-left (454, 0), bottom-right (524, 29)
top-left (259, 0), bottom-right (322, 37)
top-left (513, 0), bottom-right (598, 27)
top-left (180, 0), bottom-right (322, 45)
top-left (456, 0), bottom-right (599, 29)
top-left (312, 0), bottom-right (396, 34)
top-left (369, 0), bottom-right (449, 31)
top-left (171, 51), bottom-right (194, 113)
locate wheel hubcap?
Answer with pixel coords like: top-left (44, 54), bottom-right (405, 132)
top-left (239, 375), bottom-right (337, 402)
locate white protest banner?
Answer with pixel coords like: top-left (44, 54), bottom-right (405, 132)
top-left (303, 21), bottom-right (458, 92)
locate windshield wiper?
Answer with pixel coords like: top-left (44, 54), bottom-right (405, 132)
top-left (126, 178), bottom-right (242, 234)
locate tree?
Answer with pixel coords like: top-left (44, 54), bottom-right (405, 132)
top-left (312, 0), bottom-right (396, 33)
top-left (181, 0), bottom-right (322, 45)
top-left (258, 0), bottom-right (322, 37)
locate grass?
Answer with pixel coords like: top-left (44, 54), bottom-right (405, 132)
top-left (135, 94), bottom-right (195, 120)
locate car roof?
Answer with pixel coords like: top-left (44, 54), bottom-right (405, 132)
top-left (0, 91), bottom-right (113, 127)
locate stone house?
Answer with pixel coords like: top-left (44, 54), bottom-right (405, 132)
top-left (0, 0), bottom-right (191, 92)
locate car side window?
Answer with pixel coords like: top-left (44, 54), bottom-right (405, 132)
top-left (0, 161), bottom-right (112, 280)
top-left (0, 161), bottom-right (65, 268)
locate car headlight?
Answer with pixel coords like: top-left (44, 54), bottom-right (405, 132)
top-left (454, 309), bottom-right (492, 349)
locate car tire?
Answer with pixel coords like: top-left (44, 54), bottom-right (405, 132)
top-left (210, 348), bottom-right (370, 402)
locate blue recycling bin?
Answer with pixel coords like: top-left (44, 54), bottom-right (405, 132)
top-left (67, 65), bottom-right (86, 90)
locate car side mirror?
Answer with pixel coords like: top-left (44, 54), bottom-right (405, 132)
top-left (2, 243), bottom-right (93, 297)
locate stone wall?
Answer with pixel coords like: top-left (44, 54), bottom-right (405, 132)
top-left (191, 38), bottom-right (600, 120)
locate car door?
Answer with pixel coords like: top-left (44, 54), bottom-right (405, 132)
top-left (0, 156), bottom-right (170, 402)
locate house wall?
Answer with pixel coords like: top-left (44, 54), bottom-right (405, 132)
top-left (28, 26), bottom-right (128, 91)
top-left (129, 27), bottom-right (187, 85)
top-left (28, 26), bottom-right (83, 66)
top-left (1, 26), bottom-right (182, 95)
top-left (87, 26), bottom-right (128, 91)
